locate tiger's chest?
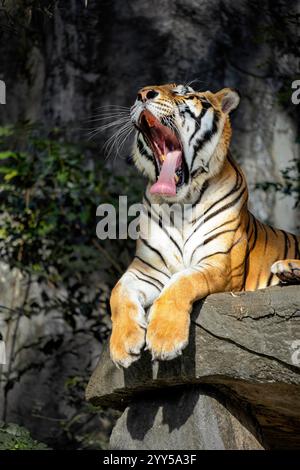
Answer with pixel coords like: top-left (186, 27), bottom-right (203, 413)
top-left (139, 204), bottom-right (233, 274)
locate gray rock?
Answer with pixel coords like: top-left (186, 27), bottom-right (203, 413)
top-left (86, 285), bottom-right (300, 449)
top-left (110, 389), bottom-right (265, 450)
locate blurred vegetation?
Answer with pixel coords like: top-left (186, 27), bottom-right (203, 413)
top-left (0, 422), bottom-right (49, 450)
top-left (0, 124), bottom-right (140, 278)
top-left (0, 123), bottom-right (142, 449)
top-left (255, 158), bottom-right (300, 208)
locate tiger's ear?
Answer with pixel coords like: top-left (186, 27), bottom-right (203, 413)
top-left (215, 88), bottom-right (240, 114)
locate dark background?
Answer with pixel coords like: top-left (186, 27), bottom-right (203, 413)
top-left (0, 0), bottom-right (299, 450)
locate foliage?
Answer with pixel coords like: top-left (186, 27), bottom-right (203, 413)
top-left (0, 422), bottom-right (49, 450)
top-left (255, 158), bottom-right (300, 207)
top-left (0, 123), bottom-right (142, 449)
top-left (0, 123), bottom-right (140, 320)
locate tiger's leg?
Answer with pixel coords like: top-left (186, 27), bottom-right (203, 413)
top-left (271, 259), bottom-right (300, 283)
top-left (146, 266), bottom-right (230, 361)
top-left (110, 261), bottom-right (164, 368)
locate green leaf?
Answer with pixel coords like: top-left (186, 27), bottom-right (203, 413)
top-left (0, 151), bottom-right (16, 160)
top-left (4, 170), bottom-right (18, 181)
top-left (0, 126), bottom-right (13, 137)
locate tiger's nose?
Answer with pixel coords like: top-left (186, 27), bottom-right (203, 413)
top-left (137, 89), bottom-right (159, 102)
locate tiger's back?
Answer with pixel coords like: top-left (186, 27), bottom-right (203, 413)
top-left (244, 213), bottom-right (300, 290)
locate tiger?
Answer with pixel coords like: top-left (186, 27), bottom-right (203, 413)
top-left (109, 83), bottom-right (300, 368)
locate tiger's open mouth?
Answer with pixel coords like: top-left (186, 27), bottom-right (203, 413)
top-left (138, 110), bottom-right (187, 196)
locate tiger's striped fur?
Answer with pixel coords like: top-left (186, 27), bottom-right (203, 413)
top-left (110, 83), bottom-right (300, 368)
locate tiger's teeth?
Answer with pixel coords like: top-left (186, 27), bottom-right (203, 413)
top-left (161, 154), bottom-right (166, 162)
top-left (175, 175), bottom-right (179, 183)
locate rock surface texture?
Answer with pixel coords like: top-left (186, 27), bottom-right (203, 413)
top-left (86, 285), bottom-right (300, 450)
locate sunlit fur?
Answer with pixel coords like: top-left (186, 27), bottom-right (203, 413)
top-left (130, 83), bottom-right (235, 202)
top-left (109, 83), bottom-right (300, 368)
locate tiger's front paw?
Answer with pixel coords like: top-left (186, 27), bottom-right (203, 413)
top-left (110, 315), bottom-right (146, 368)
top-left (110, 287), bottom-right (146, 368)
top-left (146, 295), bottom-right (190, 361)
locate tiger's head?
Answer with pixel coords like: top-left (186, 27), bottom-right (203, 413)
top-left (130, 83), bottom-right (240, 202)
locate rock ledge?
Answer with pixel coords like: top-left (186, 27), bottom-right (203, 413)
top-left (86, 286), bottom-right (300, 449)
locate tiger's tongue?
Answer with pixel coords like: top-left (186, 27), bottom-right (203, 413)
top-left (150, 150), bottom-right (182, 196)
